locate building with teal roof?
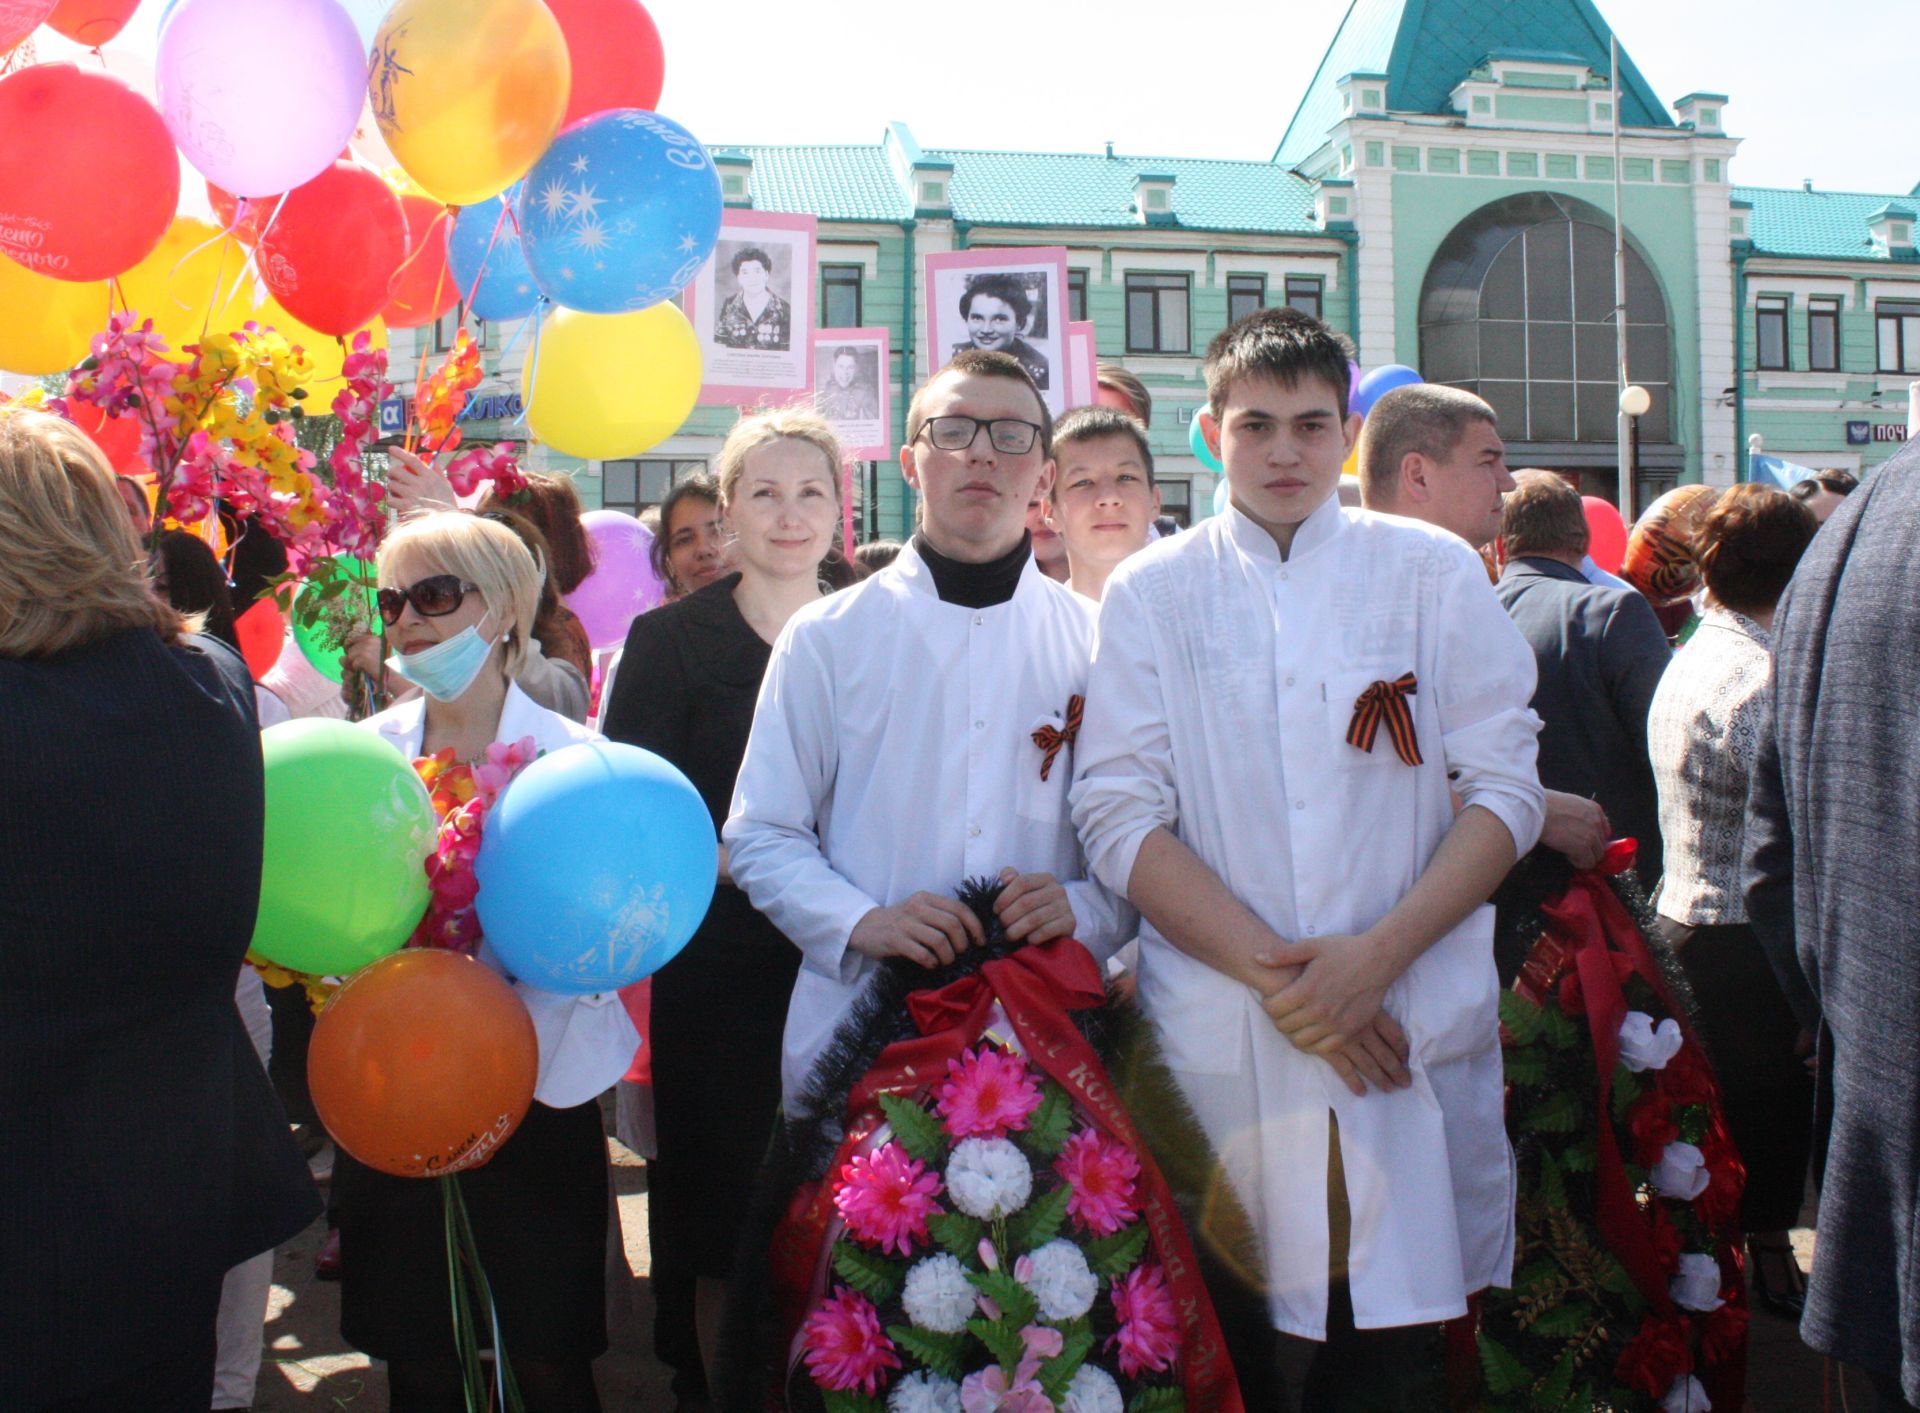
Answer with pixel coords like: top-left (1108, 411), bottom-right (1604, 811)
top-left (392, 0), bottom-right (1919, 537)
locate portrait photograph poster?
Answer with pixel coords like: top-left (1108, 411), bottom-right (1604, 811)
top-left (811, 326), bottom-right (891, 460)
top-left (923, 246), bottom-right (1070, 417)
top-left (1067, 321), bottom-right (1098, 409)
top-left (684, 210), bottom-right (817, 405)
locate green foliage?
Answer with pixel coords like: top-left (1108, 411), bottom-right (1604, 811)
top-left (967, 1266), bottom-right (1038, 1328)
top-left (879, 1093), bottom-right (949, 1165)
top-left (1037, 1319), bottom-right (1095, 1399)
top-left (1526, 1302), bottom-right (1596, 1339)
top-left (1523, 1091), bottom-right (1582, 1134)
top-left (1539, 1006), bottom-right (1580, 1050)
top-left (1019, 1081), bottom-right (1074, 1159)
top-left (1500, 990), bottom-right (1545, 1046)
top-left (822, 1392), bottom-right (886, 1413)
top-left (967, 1314), bottom-right (1027, 1373)
top-left (1561, 1137), bottom-right (1596, 1173)
top-left (831, 1242), bottom-right (906, 1302)
top-left (1479, 1334), bottom-right (1532, 1396)
top-left (1126, 1388), bottom-right (1186, 1413)
top-left (1008, 1182), bottom-right (1072, 1253)
top-left (927, 1211), bottom-right (985, 1262)
top-left (1536, 1347), bottom-right (1577, 1409)
top-left (885, 1324), bottom-right (967, 1380)
top-left (1610, 1065), bottom-right (1644, 1122)
top-left (1537, 1155), bottom-right (1567, 1221)
top-left (1505, 1047), bottom-right (1548, 1088)
top-left (1083, 1221), bottom-right (1150, 1278)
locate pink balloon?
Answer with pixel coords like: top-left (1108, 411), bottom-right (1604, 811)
top-left (0, 2), bottom-right (57, 54)
top-left (1582, 496), bottom-right (1629, 576)
top-left (567, 510), bottom-right (665, 650)
top-left (156, 0), bottom-right (368, 197)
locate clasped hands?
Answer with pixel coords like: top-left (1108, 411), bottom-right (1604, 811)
top-left (849, 867), bottom-right (1073, 969)
top-left (1254, 931), bottom-right (1413, 1097)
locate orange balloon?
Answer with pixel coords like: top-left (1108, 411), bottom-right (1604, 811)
top-left (309, 949), bottom-right (538, 1179)
top-left (1623, 484), bottom-right (1722, 606)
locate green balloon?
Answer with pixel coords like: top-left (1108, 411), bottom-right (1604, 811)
top-left (292, 554), bottom-right (378, 684)
top-left (251, 718), bottom-right (437, 976)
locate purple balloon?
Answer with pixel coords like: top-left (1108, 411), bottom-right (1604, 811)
top-left (568, 510), bottom-right (665, 650)
top-left (157, 0), bottom-right (368, 198)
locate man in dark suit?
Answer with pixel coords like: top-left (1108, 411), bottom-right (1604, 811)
top-left (1746, 441), bottom-right (1920, 1411)
top-left (1492, 470), bottom-right (1672, 893)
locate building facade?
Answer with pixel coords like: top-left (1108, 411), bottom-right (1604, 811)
top-left (389, 0), bottom-right (1919, 538)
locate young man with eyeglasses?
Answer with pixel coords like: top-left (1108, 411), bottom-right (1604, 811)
top-left (725, 348), bottom-right (1133, 1104)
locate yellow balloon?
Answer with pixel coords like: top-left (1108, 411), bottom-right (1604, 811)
top-left (371, 0), bottom-right (570, 206)
top-left (525, 304), bottom-right (701, 460)
top-left (1342, 444), bottom-right (1360, 478)
top-left (0, 255), bottom-right (110, 375)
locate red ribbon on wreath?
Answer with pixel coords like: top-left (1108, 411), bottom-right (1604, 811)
top-left (771, 938), bottom-right (1245, 1413)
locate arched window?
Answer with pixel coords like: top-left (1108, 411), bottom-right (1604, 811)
top-left (1420, 193), bottom-right (1671, 447)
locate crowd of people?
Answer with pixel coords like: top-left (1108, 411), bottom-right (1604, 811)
top-left (2, 303), bottom-right (1914, 1413)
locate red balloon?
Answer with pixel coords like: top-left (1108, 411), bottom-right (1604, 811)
top-left (1582, 496), bottom-right (1629, 577)
top-left (258, 162), bottom-right (407, 336)
top-left (546, 0), bottom-right (665, 126)
top-left (66, 401), bottom-right (149, 477)
top-left (207, 181), bottom-right (282, 247)
top-left (235, 596), bottom-right (285, 680)
top-left (46, 0), bottom-right (143, 45)
top-left (379, 192), bottom-right (455, 329)
top-left (0, 65), bottom-right (178, 282)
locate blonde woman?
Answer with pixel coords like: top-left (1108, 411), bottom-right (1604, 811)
top-left (0, 410), bottom-right (319, 1411)
top-left (336, 511), bottom-right (636, 1412)
top-left (600, 409), bottom-right (842, 1407)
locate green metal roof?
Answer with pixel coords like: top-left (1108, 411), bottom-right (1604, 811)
top-left (728, 145), bottom-right (911, 222)
top-left (1274, 0), bottom-right (1673, 168)
top-left (1736, 184), bottom-right (1920, 260)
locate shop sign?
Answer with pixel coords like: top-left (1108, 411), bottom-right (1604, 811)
top-left (378, 397), bottom-right (407, 435)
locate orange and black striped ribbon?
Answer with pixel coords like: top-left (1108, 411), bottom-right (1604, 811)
top-left (1032, 693), bottom-right (1085, 782)
top-left (1346, 673), bottom-right (1423, 766)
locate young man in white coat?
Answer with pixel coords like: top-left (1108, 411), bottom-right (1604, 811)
top-left (725, 348), bottom-right (1134, 1107)
top-left (1070, 308), bottom-right (1544, 1408)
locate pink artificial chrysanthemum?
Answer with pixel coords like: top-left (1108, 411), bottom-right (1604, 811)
top-left (936, 1045), bottom-right (1043, 1138)
top-left (1108, 1263), bottom-right (1181, 1378)
top-left (1054, 1126), bottom-right (1141, 1236)
top-left (801, 1286), bottom-right (902, 1394)
top-left (833, 1142), bottom-right (943, 1256)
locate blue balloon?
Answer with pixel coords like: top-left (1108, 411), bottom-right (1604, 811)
top-left (447, 184), bottom-right (539, 323)
top-left (1352, 363), bottom-right (1424, 418)
top-left (518, 109), bottom-right (722, 314)
top-left (1212, 478), bottom-right (1231, 517)
top-left (1188, 409), bottom-right (1223, 472)
top-left (474, 742), bottom-right (717, 994)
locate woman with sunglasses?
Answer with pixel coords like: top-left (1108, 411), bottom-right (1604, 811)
top-left (334, 511), bottom-right (636, 1413)
top-left (599, 408), bottom-right (843, 1410)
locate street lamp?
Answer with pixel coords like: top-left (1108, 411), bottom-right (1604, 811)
top-left (1619, 384), bottom-right (1649, 510)
top-left (1619, 385), bottom-right (1651, 417)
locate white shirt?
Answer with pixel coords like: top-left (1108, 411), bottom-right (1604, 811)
top-left (1070, 495), bottom-right (1544, 1338)
top-left (724, 541), bottom-right (1135, 1105)
top-left (363, 681), bottom-right (641, 1109)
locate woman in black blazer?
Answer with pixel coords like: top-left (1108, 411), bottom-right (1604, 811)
top-left (0, 411), bottom-right (320, 1412)
top-left (600, 408), bottom-right (843, 1411)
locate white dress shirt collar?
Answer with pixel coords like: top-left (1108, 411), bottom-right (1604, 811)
top-left (1221, 488), bottom-right (1348, 566)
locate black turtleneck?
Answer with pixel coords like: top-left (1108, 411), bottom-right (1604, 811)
top-left (913, 531), bottom-right (1031, 610)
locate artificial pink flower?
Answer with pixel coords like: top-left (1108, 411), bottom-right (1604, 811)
top-left (833, 1142), bottom-right (944, 1256)
top-left (1108, 1263), bottom-right (1181, 1378)
top-left (937, 1045), bottom-right (1043, 1138)
top-left (800, 1286), bottom-right (901, 1394)
top-left (959, 1325), bottom-right (1063, 1412)
top-left (1054, 1127), bottom-right (1141, 1237)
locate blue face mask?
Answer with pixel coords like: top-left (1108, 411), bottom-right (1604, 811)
top-left (388, 612), bottom-right (497, 703)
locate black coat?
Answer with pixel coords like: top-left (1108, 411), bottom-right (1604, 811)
top-left (1745, 442), bottom-right (1920, 1399)
top-left (0, 629), bottom-right (321, 1408)
top-left (1494, 557), bottom-right (1672, 890)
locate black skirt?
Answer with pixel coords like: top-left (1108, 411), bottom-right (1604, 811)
top-left (334, 1098), bottom-right (610, 1362)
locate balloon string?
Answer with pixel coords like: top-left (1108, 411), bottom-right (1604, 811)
top-left (382, 202), bottom-right (452, 308)
top-left (513, 301), bottom-right (546, 431)
top-left (459, 198), bottom-right (512, 326)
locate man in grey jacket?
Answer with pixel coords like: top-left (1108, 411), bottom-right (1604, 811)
top-left (1746, 440), bottom-right (1920, 1411)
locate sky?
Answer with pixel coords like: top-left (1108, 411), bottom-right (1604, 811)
top-left (61, 0), bottom-right (1918, 197)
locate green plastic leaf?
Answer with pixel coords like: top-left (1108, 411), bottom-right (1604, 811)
top-left (1084, 1221), bottom-right (1150, 1278)
top-left (831, 1242), bottom-right (907, 1302)
top-left (885, 1324), bottom-right (967, 1380)
top-left (1528, 1302), bottom-right (1596, 1338)
top-left (1499, 990), bottom-right (1545, 1046)
top-left (967, 1315), bottom-right (1028, 1373)
top-left (822, 1392), bottom-right (886, 1413)
top-left (1515, 1259), bottom-right (1559, 1294)
top-left (927, 1211), bottom-right (985, 1262)
top-left (1538, 1347), bottom-right (1577, 1409)
top-left (878, 1093), bottom-right (949, 1165)
top-left (1504, 1048), bottom-right (1548, 1088)
top-left (1019, 1082), bottom-right (1074, 1159)
top-left (1540, 1006), bottom-right (1580, 1050)
top-left (1562, 1137), bottom-right (1596, 1173)
top-left (1610, 1065), bottom-right (1645, 1121)
top-left (1524, 1091), bottom-right (1582, 1134)
top-left (968, 1267), bottom-right (1038, 1328)
top-left (1008, 1182), bottom-right (1072, 1254)
top-left (1539, 1152), bottom-right (1568, 1212)
top-left (1126, 1388), bottom-right (1186, 1413)
top-left (1038, 1321), bottom-right (1096, 1398)
top-left (1479, 1334), bottom-right (1531, 1397)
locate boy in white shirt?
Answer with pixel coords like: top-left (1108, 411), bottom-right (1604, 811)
top-left (1047, 405), bottom-right (1161, 604)
top-left (1070, 308), bottom-right (1543, 1405)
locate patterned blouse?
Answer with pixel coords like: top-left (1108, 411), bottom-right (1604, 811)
top-left (1648, 607), bottom-right (1773, 925)
top-left (714, 291), bottom-right (791, 350)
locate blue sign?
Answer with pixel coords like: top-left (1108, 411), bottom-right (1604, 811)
top-left (378, 397), bottom-right (407, 436)
top-left (460, 392), bottom-right (524, 423)
top-left (1846, 420), bottom-right (1871, 446)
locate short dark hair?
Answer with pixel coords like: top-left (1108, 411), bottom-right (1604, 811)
top-left (1203, 306), bottom-right (1350, 423)
top-left (1050, 406), bottom-right (1155, 490)
top-left (1697, 483), bottom-right (1817, 616)
top-left (1095, 363), bottom-right (1152, 426)
top-left (832, 345), bottom-right (861, 362)
top-left (906, 348), bottom-right (1053, 458)
top-left (1357, 384), bottom-right (1497, 508)
top-left (730, 245), bottom-right (772, 275)
top-left (649, 472), bottom-right (722, 591)
top-left (155, 529), bottom-right (239, 650)
top-left (1790, 469), bottom-right (1858, 501)
top-left (1501, 469), bottom-right (1589, 557)
top-left (959, 273), bottom-right (1031, 325)
top-left (853, 539), bottom-right (902, 574)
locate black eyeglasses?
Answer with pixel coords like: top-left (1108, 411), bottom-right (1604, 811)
top-left (377, 574), bottom-right (479, 626)
top-left (918, 415), bottom-right (1044, 456)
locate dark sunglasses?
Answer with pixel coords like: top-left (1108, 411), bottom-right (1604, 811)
top-left (377, 574), bottom-right (479, 627)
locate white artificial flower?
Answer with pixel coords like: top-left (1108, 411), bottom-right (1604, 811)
top-left (1618, 1012), bottom-right (1685, 1072)
top-left (946, 1137), bottom-right (1033, 1220)
top-left (1025, 1239), bottom-right (1099, 1320)
top-left (1670, 1251), bottom-right (1726, 1312)
top-left (1650, 1141), bottom-right (1710, 1201)
top-left (1061, 1364), bottom-right (1124, 1413)
top-left (889, 1369), bottom-right (963, 1413)
top-left (902, 1253), bottom-right (976, 1335)
top-left (1659, 1373), bottom-right (1712, 1412)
